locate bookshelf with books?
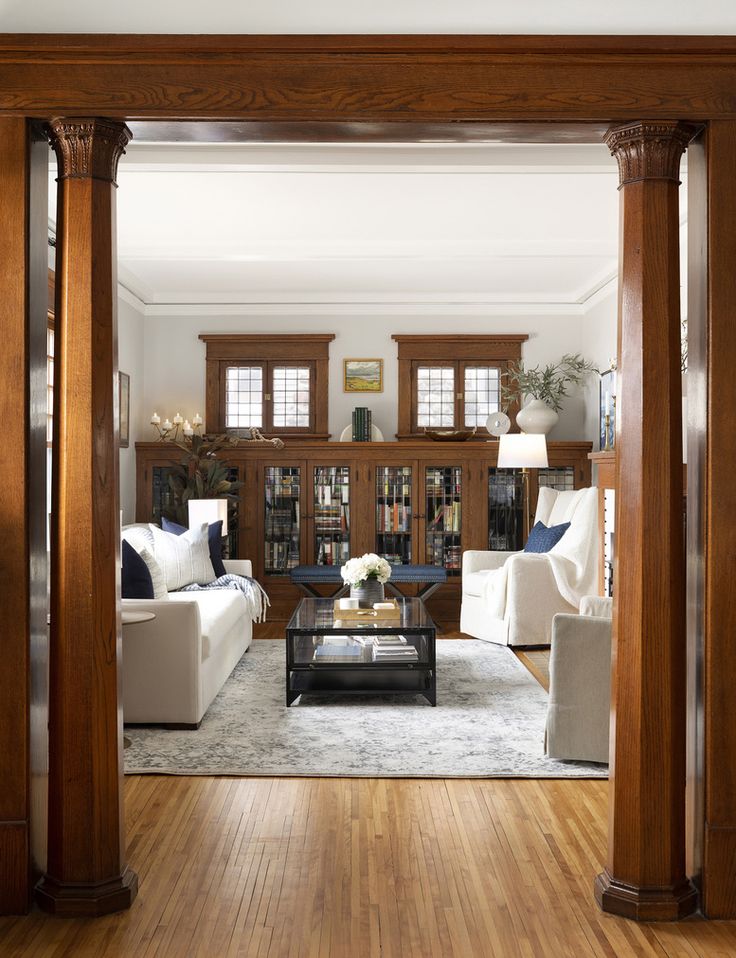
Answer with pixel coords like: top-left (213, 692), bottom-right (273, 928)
top-left (425, 466), bottom-right (463, 574)
top-left (375, 465), bottom-right (413, 565)
top-left (313, 465), bottom-right (351, 566)
top-left (137, 441), bottom-right (592, 616)
top-left (264, 465), bottom-right (302, 574)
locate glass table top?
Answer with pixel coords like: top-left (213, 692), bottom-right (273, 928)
top-left (286, 597), bottom-right (435, 634)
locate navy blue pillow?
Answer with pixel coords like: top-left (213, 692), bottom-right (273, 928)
top-left (122, 539), bottom-right (154, 599)
top-left (524, 520), bottom-right (571, 554)
top-left (162, 516), bottom-right (227, 578)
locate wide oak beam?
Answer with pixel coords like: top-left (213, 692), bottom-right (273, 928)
top-left (595, 121), bottom-right (697, 921)
top-left (36, 118), bottom-right (137, 917)
top-left (2, 35), bottom-right (736, 121)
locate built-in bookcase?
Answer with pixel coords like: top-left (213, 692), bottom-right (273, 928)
top-left (375, 465), bottom-right (413, 565)
top-left (425, 466), bottom-right (462, 573)
top-left (264, 465), bottom-right (301, 574)
top-left (313, 465), bottom-right (350, 565)
top-left (487, 468), bottom-right (524, 551)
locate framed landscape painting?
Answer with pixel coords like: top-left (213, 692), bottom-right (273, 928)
top-left (344, 359), bottom-right (383, 393)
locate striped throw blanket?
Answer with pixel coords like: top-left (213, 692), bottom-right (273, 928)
top-left (179, 574), bottom-right (270, 623)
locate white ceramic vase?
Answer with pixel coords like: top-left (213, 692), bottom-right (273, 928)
top-left (516, 399), bottom-right (559, 435)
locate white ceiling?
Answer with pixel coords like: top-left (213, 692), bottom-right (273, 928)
top-left (49, 142), bottom-right (636, 314)
top-left (5, 0), bottom-right (736, 34)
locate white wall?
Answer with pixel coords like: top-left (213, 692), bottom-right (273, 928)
top-left (118, 296), bottom-right (146, 522)
top-left (3, 0), bottom-right (735, 34)
top-left (140, 311), bottom-right (588, 442)
top-left (580, 289), bottom-right (618, 449)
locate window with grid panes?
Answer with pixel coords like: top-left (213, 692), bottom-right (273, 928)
top-left (393, 335), bottom-right (527, 439)
top-left (202, 334), bottom-right (333, 439)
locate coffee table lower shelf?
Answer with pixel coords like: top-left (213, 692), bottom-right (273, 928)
top-left (286, 666), bottom-right (436, 707)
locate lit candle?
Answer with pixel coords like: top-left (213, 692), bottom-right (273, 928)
top-left (173, 412), bottom-right (183, 425)
top-left (604, 391), bottom-right (610, 416)
top-left (183, 420), bottom-right (193, 436)
top-left (162, 419), bottom-right (173, 431)
top-left (150, 412), bottom-right (161, 425)
top-left (192, 413), bottom-right (203, 426)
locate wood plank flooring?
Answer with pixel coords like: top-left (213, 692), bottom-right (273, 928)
top-left (1, 777), bottom-right (735, 957)
top-left (2, 634), bottom-right (732, 956)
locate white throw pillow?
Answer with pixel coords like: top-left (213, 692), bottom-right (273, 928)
top-left (122, 523), bottom-right (156, 555)
top-left (150, 522), bottom-right (216, 592)
top-left (136, 545), bottom-right (169, 600)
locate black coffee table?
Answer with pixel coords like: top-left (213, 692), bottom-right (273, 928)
top-left (285, 597), bottom-right (437, 707)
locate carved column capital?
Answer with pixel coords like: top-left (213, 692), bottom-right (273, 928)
top-left (47, 118), bottom-right (132, 185)
top-left (604, 121), bottom-right (696, 187)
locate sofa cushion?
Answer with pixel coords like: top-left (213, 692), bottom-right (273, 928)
top-left (168, 590), bottom-right (247, 659)
top-left (524, 520), bottom-right (571, 554)
top-left (151, 522), bottom-right (217, 591)
top-left (122, 540), bottom-right (154, 599)
top-left (162, 516), bottom-right (227, 578)
top-left (463, 569), bottom-right (493, 598)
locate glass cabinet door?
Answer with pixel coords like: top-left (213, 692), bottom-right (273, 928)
top-left (488, 468), bottom-right (524, 551)
top-left (264, 465), bottom-right (301, 574)
top-left (425, 466), bottom-right (462, 574)
top-left (376, 466), bottom-right (413, 564)
top-left (313, 465), bottom-right (350, 565)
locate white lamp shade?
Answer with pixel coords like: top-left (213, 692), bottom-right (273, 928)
top-left (497, 433), bottom-right (549, 469)
top-left (188, 498), bottom-right (229, 536)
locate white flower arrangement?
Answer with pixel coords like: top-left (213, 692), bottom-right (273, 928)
top-left (340, 553), bottom-right (392, 587)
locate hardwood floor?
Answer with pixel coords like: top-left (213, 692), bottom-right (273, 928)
top-left (1, 776), bottom-right (735, 957)
top-left (2, 635), bottom-right (730, 955)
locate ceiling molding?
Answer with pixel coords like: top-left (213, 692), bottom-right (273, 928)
top-left (140, 301), bottom-right (585, 318)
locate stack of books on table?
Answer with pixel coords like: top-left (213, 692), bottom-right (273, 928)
top-left (371, 635), bottom-right (418, 663)
top-left (313, 637), bottom-right (365, 664)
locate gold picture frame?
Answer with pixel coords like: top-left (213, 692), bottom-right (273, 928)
top-left (343, 358), bottom-right (383, 393)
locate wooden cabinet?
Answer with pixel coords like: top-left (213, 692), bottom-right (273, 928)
top-left (137, 440), bottom-right (592, 620)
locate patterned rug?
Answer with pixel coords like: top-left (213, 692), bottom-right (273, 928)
top-left (124, 640), bottom-right (607, 778)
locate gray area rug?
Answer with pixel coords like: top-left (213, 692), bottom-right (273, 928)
top-left (124, 640), bottom-right (608, 778)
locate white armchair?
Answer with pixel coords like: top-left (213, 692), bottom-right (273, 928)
top-left (460, 486), bottom-right (599, 647)
top-left (545, 595), bottom-right (612, 763)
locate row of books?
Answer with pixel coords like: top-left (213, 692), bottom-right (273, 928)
top-left (316, 538), bottom-right (350, 565)
top-left (265, 539), bottom-right (300, 572)
top-left (427, 501), bottom-right (461, 531)
top-left (314, 502), bottom-right (349, 532)
top-left (426, 538), bottom-right (462, 570)
top-left (315, 482), bottom-right (349, 506)
top-left (352, 407), bottom-right (372, 442)
top-left (378, 481), bottom-right (411, 498)
top-left (376, 503), bottom-right (411, 532)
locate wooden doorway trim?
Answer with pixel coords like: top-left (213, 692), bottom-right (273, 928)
top-left (0, 32), bottom-right (734, 918)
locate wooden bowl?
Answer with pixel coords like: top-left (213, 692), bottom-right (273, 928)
top-left (424, 428), bottom-right (477, 442)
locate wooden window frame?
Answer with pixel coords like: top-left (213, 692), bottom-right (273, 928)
top-left (392, 335), bottom-right (529, 439)
top-left (200, 334), bottom-right (334, 440)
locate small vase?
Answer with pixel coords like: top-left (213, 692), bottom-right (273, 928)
top-left (350, 578), bottom-right (385, 609)
top-left (516, 399), bottom-right (559, 436)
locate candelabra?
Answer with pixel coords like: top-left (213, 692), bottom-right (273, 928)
top-left (150, 411), bottom-right (203, 442)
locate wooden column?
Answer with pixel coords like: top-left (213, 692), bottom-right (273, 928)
top-left (595, 121), bottom-right (697, 921)
top-left (0, 120), bottom-right (48, 914)
top-left (691, 120), bottom-right (736, 918)
top-left (36, 118), bottom-right (137, 917)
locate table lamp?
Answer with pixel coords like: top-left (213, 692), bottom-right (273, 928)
top-left (188, 498), bottom-right (229, 537)
top-left (497, 433), bottom-right (549, 539)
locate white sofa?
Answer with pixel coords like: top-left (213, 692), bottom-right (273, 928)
top-left (460, 487), bottom-right (598, 647)
top-left (546, 595), bottom-right (612, 763)
top-left (122, 558), bottom-right (253, 728)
